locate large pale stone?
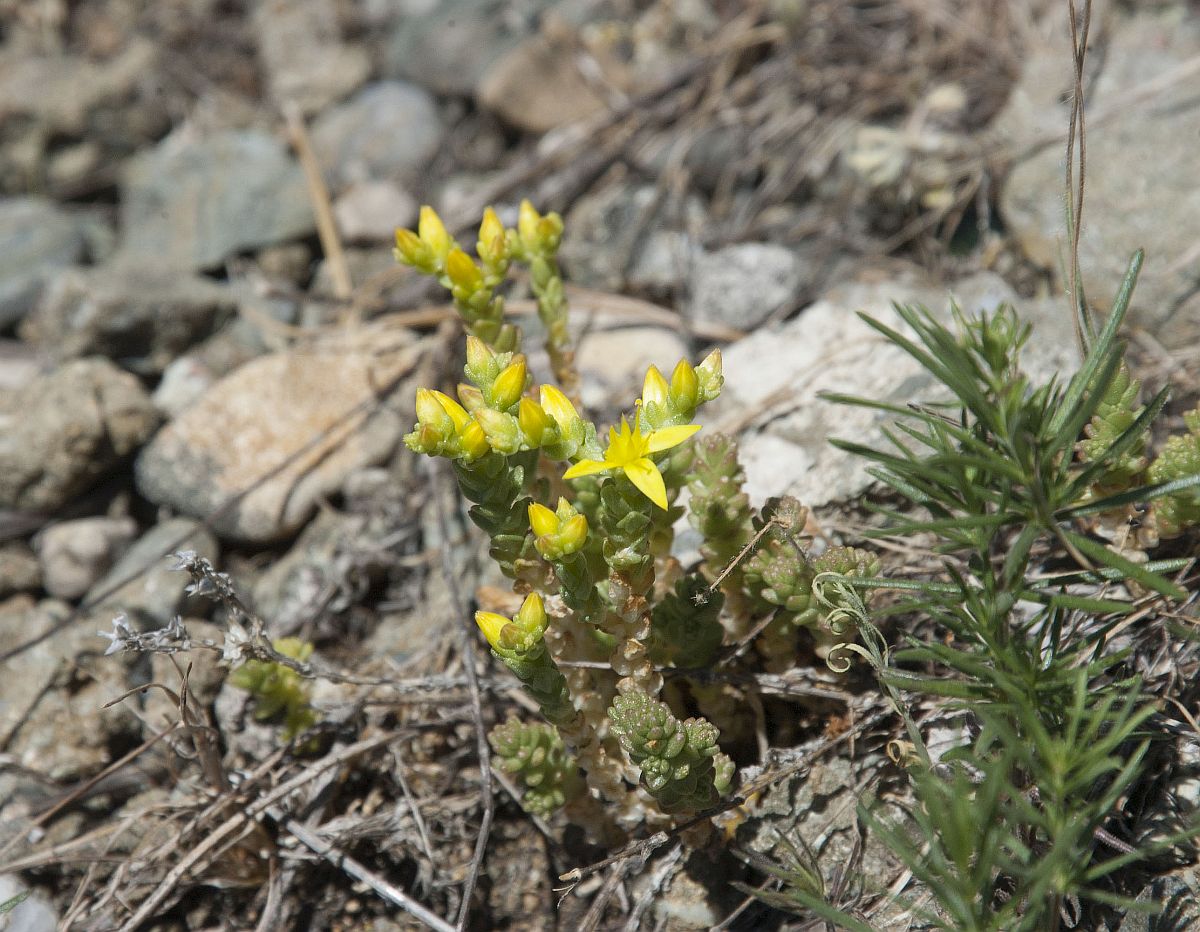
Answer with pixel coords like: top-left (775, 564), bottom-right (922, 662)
top-left (709, 269), bottom-right (1078, 508)
top-left (135, 340), bottom-right (417, 541)
top-left (997, 7), bottom-right (1200, 345)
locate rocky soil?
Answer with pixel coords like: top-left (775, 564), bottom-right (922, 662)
top-left (1, 1), bottom-right (1199, 929)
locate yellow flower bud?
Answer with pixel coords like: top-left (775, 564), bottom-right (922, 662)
top-left (445, 248), bottom-right (483, 293)
top-left (415, 388), bottom-right (451, 431)
top-left (518, 398), bottom-right (553, 446)
top-left (641, 364), bottom-right (669, 408)
top-left (669, 359), bottom-right (699, 411)
top-left (431, 390), bottom-right (472, 433)
top-left (474, 407), bottom-right (521, 454)
top-left (475, 611), bottom-right (511, 650)
top-left (539, 384), bottom-right (579, 432)
top-left (477, 207), bottom-right (507, 263)
top-left (558, 514), bottom-right (589, 553)
top-left (457, 383), bottom-right (485, 412)
top-left (528, 501), bottom-right (559, 539)
top-left (699, 348), bottom-right (723, 380)
top-left (418, 206), bottom-right (453, 260)
top-left (394, 228), bottom-right (427, 267)
top-left (465, 335), bottom-right (494, 373)
top-left (518, 199), bottom-right (541, 247)
top-left (536, 214), bottom-right (563, 251)
top-left (491, 357), bottom-right (527, 410)
top-left (514, 592), bottom-right (546, 635)
top-left (458, 420), bottom-right (490, 460)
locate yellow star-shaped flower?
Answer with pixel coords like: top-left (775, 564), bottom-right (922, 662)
top-left (561, 411), bottom-right (700, 509)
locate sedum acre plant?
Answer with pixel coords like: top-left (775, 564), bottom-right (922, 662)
top-left (395, 202), bottom-right (880, 827)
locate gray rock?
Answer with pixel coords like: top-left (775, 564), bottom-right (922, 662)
top-left (561, 184), bottom-right (708, 293)
top-left (691, 243), bottom-right (808, 331)
top-left (383, 0), bottom-right (547, 97)
top-left (136, 343), bottom-right (413, 542)
top-left (709, 269), bottom-right (1078, 508)
top-left (627, 230), bottom-right (701, 295)
top-left (255, 243), bottom-right (314, 286)
top-left (0, 542), bottom-right (40, 597)
top-left (251, 509), bottom-right (357, 637)
top-left (253, 0), bottom-right (370, 116)
top-left (0, 874), bottom-right (57, 932)
top-left (312, 82), bottom-right (445, 189)
top-left (120, 129), bottom-right (314, 270)
top-left (86, 518), bottom-right (218, 627)
top-left (0, 339), bottom-right (41, 392)
top-left (333, 180), bottom-right (418, 243)
top-left (0, 358), bottom-right (159, 512)
top-left (0, 597), bottom-right (111, 765)
top-left (478, 33), bottom-right (608, 133)
top-left (575, 326), bottom-right (690, 415)
top-left (997, 7), bottom-right (1200, 345)
top-left (0, 39), bottom-right (157, 137)
top-left (36, 516), bottom-right (138, 600)
top-left (21, 263), bottom-right (236, 375)
top-left (0, 197), bottom-right (87, 328)
top-left (5, 603), bottom-right (140, 781)
top-left (152, 355), bottom-right (216, 417)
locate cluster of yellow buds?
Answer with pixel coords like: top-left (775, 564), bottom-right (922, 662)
top-left (637, 356), bottom-right (716, 430)
top-left (474, 593), bottom-right (579, 731)
top-left (408, 324), bottom-right (601, 466)
top-left (393, 206), bottom-right (455, 276)
top-left (528, 498), bottom-right (589, 561)
top-left (475, 591), bottom-right (548, 654)
top-left (510, 200), bottom-right (563, 261)
top-left (396, 206), bottom-right (518, 351)
top-left (409, 388), bottom-right (489, 461)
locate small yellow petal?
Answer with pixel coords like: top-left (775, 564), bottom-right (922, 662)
top-left (457, 383), bottom-right (485, 412)
top-left (478, 207), bottom-right (506, 261)
top-left (528, 502), bottom-right (559, 538)
top-left (540, 384), bottom-right (579, 431)
top-left (445, 248), bottom-right (483, 291)
top-left (558, 514), bottom-right (589, 551)
top-left (518, 398), bottom-right (552, 445)
top-left (431, 390), bottom-right (472, 432)
top-left (518, 199), bottom-right (540, 245)
top-left (563, 458), bottom-right (613, 480)
top-left (394, 228), bottom-right (426, 266)
top-left (475, 611), bottom-right (510, 649)
top-left (465, 335), bottom-right (493, 371)
top-left (415, 388), bottom-right (450, 429)
top-left (641, 365), bottom-right (669, 407)
top-left (491, 357), bottom-right (527, 409)
top-left (458, 421), bottom-right (489, 459)
top-left (645, 423), bottom-right (702, 454)
top-left (669, 359), bottom-right (699, 409)
top-left (515, 592), bottom-right (546, 633)
top-left (623, 458), bottom-right (669, 510)
top-left (418, 206), bottom-right (452, 259)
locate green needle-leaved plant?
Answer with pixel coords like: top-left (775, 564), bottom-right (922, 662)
top-left (790, 250), bottom-right (1200, 928)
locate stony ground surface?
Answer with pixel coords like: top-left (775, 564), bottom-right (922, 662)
top-left (1, 1), bottom-right (1200, 929)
